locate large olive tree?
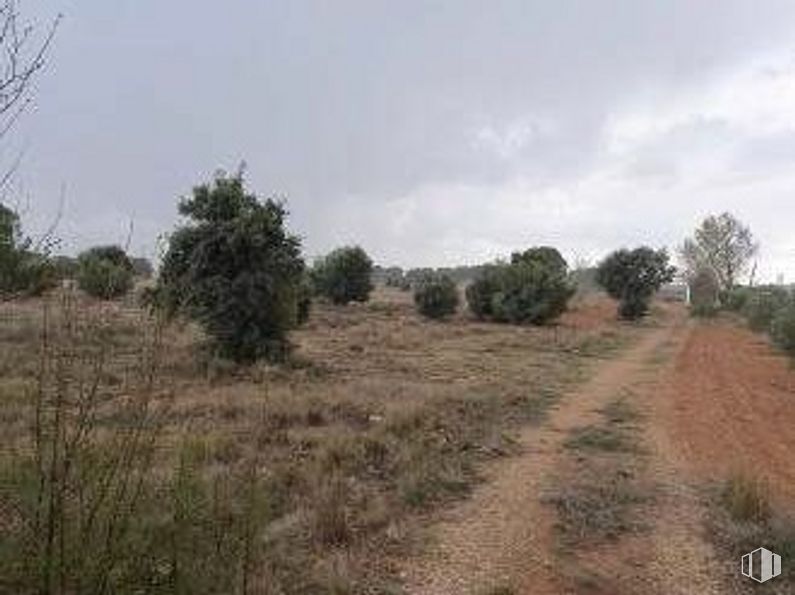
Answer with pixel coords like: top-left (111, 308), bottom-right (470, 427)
top-left (157, 172), bottom-right (309, 363)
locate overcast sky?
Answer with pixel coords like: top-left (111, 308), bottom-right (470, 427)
top-left (10, 1), bottom-right (795, 281)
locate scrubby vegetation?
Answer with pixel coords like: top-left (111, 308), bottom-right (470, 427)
top-left (155, 172), bottom-right (308, 363)
top-left (465, 246), bottom-right (575, 325)
top-left (771, 299), bottom-right (795, 355)
top-left (596, 247), bottom-right (675, 320)
top-left (688, 267), bottom-right (720, 318)
top-left (312, 245), bottom-right (374, 305)
top-left (0, 204), bottom-right (57, 298)
top-left (0, 287), bottom-right (628, 593)
top-left (743, 286), bottom-right (791, 333)
top-left (76, 245), bottom-right (135, 299)
top-left (707, 473), bottom-right (795, 591)
top-left (413, 273), bottom-right (459, 319)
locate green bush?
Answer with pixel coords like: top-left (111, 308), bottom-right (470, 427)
top-left (312, 245), bottom-right (373, 305)
top-left (465, 247), bottom-right (574, 325)
top-left (465, 265), bottom-right (502, 319)
top-left (720, 286), bottom-right (752, 312)
top-left (771, 299), bottom-right (795, 355)
top-left (0, 204), bottom-right (57, 298)
top-left (510, 246), bottom-right (568, 275)
top-left (15, 253), bottom-right (57, 296)
top-left (596, 247), bottom-right (675, 320)
top-left (413, 274), bottom-right (459, 319)
top-left (76, 245), bottom-right (134, 299)
top-left (688, 267), bottom-right (719, 317)
top-left (156, 172), bottom-right (308, 363)
top-left (743, 287), bottom-right (790, 333)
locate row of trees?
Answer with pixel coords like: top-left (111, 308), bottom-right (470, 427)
top-left (0, 204), bottom-right (153, 300)
top-left (5, 171), bottom-right (685, 364)
top-left (31, 180), bottom-right (789, 365)
top-left (148, 173), bottom-right (681, 362)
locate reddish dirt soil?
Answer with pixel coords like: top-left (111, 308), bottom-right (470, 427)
top-left (399, 310), bottom-right (795, 594)
top-left (661, 320), bottom-right (795, 508)
top-left (399, 314), bottom-right (678, 594)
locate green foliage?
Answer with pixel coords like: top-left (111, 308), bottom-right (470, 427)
top-left (0, 203), bottom-right (57, 298)
top-left (77, 245), bottom-right (134, 299)
top-left (465, 265), bottom-right (503, 319)
top-left (511, 246), bottom-right (568, 275)
top-left (689, 267), bottom-right (720, 318)
top-left (680, 212), bottom-right (758, 291)
top-left (0, 304), bottom-right (272, 593)
top-left (596, 247), bottom-right (675, 320)
top-left (157, 172), bottom-right (307, 363)
top-left (720, 286), bottom-right (752, 312)
top-left (466, 247), bottom-right (574, 325)
top-left (413, 273), bottom-right (459, 319)
top-left (743, 286), bottom-right (790, 333)
top-left (771, 299), bottom-right (795, 355)
top-left (312, 245), bottom-right (373, 305)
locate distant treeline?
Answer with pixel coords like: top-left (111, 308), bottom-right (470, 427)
top-left (373, 263), bottom-right (601, 291)
top-left (372, 265), bottom-right (486, 288)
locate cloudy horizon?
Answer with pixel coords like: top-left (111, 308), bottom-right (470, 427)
top-left (9, 0), bottom-right (795, 281)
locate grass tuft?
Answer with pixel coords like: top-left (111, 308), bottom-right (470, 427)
top-left (564, 425), bottom-right (636, 453)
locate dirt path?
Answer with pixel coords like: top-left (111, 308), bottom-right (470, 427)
top-left (659, 321), bottom-right (795, 508)
top-left (400, 310), bottom-right (795, 594)
top-left (400, 314), bottom-right (685, 594)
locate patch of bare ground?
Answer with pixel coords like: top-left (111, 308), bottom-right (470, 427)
top-left (654, 318), bottom-right (795, 593)
top-left (398, 306), bottom-right (677, 594)
top-left (661, 319), bottom-right (795, 508)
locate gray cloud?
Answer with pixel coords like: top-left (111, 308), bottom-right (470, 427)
top-left (13, 0), bottom-right (795, 280)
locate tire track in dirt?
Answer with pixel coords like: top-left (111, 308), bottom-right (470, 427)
top-left (636, 316), bottom-right (727, 595)
top-left (659, 321), bottom-right (795, 508)
top-left (535, 308), bottom-right (725, 595)
top-left (399, 317), bottom-right (682, 595)
top-left (644, 319), bottom-right (795, 594)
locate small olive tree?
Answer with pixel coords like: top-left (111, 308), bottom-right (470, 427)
top-left (76, 245), bottom-right (134, 299)
top-left (312, 245), bottom-right (373, 305)
top-left (466, 247), bottom-right (574, 325)
top-left (413, 273), bottom-right (459, 319)
top-left (1, 203), bottom-right (57, 298)
top-left (156, 172), bottom-right (308, 363)
top-left (596, 247), bottom-right (675, 320)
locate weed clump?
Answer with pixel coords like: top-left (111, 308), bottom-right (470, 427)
top-left (722, 472), bottom-right (771, 524)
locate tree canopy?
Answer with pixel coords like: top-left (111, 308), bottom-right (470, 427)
top-left (680, 212), bottom-right (758, 291)
top-left (597, 247), bottom-right (675, 320)
top-left (157, 172), bottom-right (308, 362)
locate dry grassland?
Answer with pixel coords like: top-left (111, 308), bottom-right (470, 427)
top-left (0, 286), bottom-right (634, 593)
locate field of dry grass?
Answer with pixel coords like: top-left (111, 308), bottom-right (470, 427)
top-left (0, 286), bottom-right (637, 593)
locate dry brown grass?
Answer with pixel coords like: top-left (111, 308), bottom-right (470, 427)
top-left (0, 286), bottom-right (634, 593)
